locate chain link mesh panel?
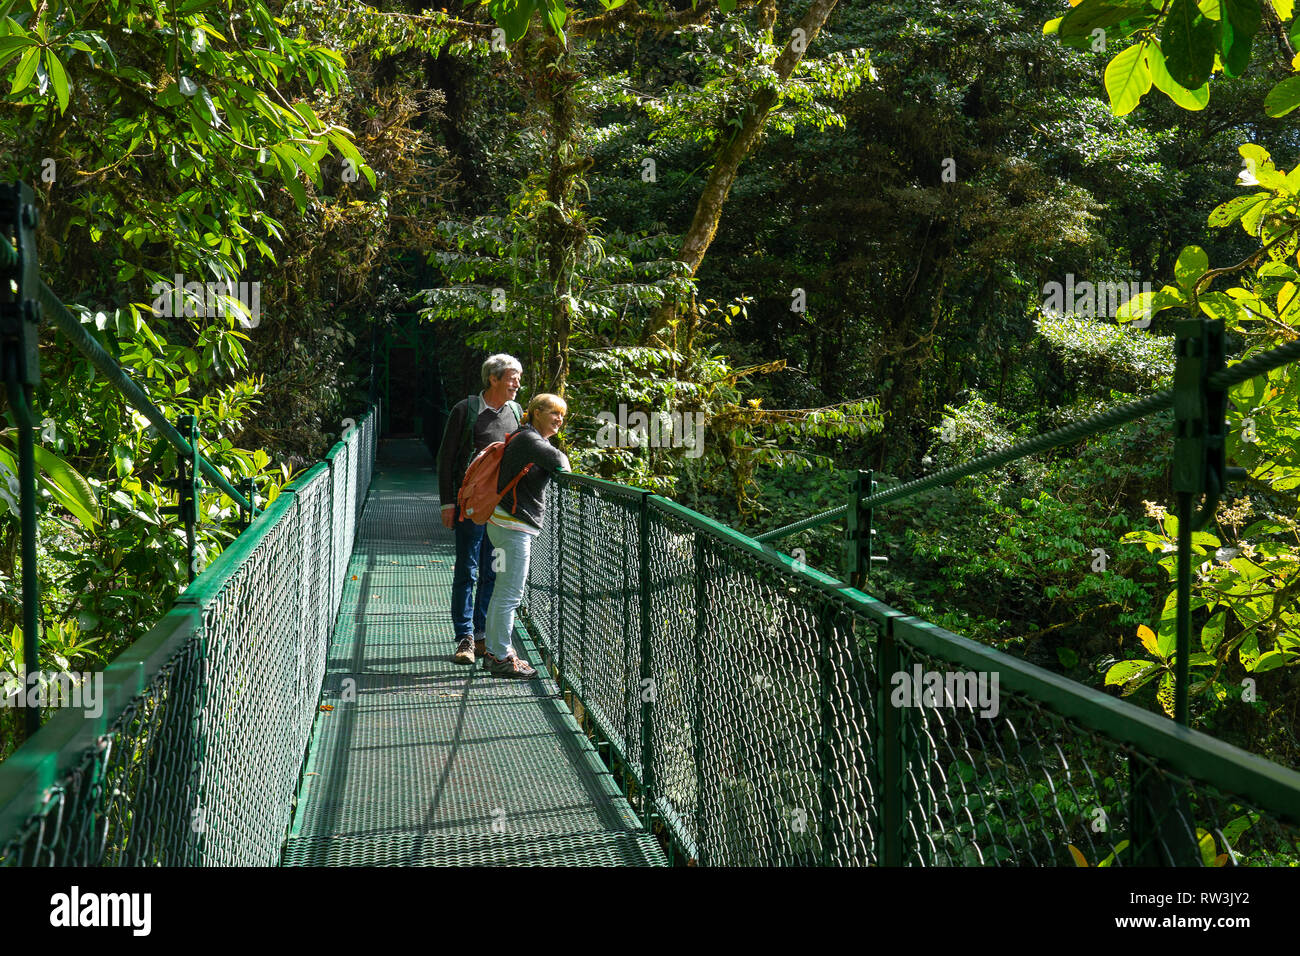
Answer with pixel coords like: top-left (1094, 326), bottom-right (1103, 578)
top-left (525, 473), bottom-right (1300, 867)
top-left (890, 639), bottom-right (1300, 866)
top-left (0, 407), bottom-right (379, 866)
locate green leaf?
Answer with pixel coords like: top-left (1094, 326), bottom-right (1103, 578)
top-left (1103, 42), bottom-right (1152, 116)
top-left (1145, 41), bottom-right (1208, 109)
top-left (493, 0), bottom-right (538, 43)
top-left (718, 0), bottom-right (737, 11)
top-left (1059, 0), bottom-right (1153, 38)
top-left (1220, 0), bottom-right (1261, 78)
top-left (45, 49), bottom-right (69, 113)
top-left (112, 443), bottom-right (134, 478)
top-left (1162, 0), bottom-right (1218, 89)
top-left (0, 34), bottom-right (35, 71)
top-left (541, 0), bottom-right (567, 34)
top-left (1252, 651), bottom-right (1292, 673)
top-left (1156, 671), bottom-right (1177, 716)
top-left (30, 444), bottom-right (100, 528)
top-left (1263, 76), bottom-right (1300, 118)
top-left (1197, 828), bottom-right (1217, 866)
top-left (1098, 840), bottom-right (1130, 867)
top-left (1208, 193), bottom-right (1267, 227)
top-left (1174, 245), bottom-right (1209, 292)
top-left (1105, 659), bottom-right (1152, 685)
top-left (11, 45), bottom-right (39, 95)
top-left (1197, 291), bottom-right (1241, 321)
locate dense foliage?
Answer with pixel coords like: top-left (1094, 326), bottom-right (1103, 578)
top-left (0, 0), bottom-right (1297, 772)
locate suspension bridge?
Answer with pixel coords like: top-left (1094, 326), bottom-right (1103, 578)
top-left (3, 180), bottom-right (1300, 866)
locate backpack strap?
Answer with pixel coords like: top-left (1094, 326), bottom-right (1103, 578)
top-left (506, 399), bottom-right (523, 427)
top-left (461, 394), bottom-right (482, 449)
top-left (501, 463), bottom-right (534, 515)
top-left (493, 429), bottom-right (532, 515)
top-left (458, 393), bottom-right (482, 480)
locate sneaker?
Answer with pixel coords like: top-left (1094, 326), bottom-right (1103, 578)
top-left (486, 652), bottom-right (537, 679)
top-left (453, 638), bottom-right (475, 665)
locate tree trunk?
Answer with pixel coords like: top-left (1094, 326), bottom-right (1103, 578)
top-left (537, 42), bottom-right (584, 396)
top-left (675, 0), bottom-right (842, 280)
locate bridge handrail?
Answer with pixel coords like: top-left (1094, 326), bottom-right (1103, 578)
top-left (524, 471), bottom-right (1300, 866)
top-left (0, 405), bottom-right (379, 865)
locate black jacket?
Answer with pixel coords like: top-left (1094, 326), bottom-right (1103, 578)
top-left (494, 425), bottom-right (570, 530)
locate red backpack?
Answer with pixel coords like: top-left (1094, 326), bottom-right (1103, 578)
top-left (457, 431), bottom-right (534, 525)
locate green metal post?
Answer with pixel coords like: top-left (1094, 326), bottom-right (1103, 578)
top-left (844, 469), bottom-right (881, 589)
top-left (1171, 317), bottom-right (1225, 726)
top-left (621, 506), bottom-right (634, 783)
top-left (163, 415), bottom-right (201, 582)
top-left (183, 415), bottom-right (199, 581)
top-left (818, 599), bottom-right (833, 866)
top-left (577, 487), bottom-right (588, 701)
top-left (556, 482), bottom-right (566, 692)
top-left (241, 475), bottom-right (257, 530)
top-left (1175, 491), bottom-right (1193, 727)
top-left (1, 184), bottom-right (43, 740)
top-left (876, 617), bottom-right (903, 865)
top-left (638, 492), bottom-right (655, 825)
top-left (1135, 317), bottom-right (1220, 865)
top-left (693, 534), bottom-right (707, 865)
top-left (862, 470), bottom-right (874, 588)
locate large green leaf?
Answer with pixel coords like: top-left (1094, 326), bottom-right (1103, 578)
top-left (541, 0), bottom-right (566, 38)
top-left (32, 444), bottom-right (100, 528)
top-left (1106, 659), bottom-right (1155, 686)
top-left (10, 45), bottom-right (39, 95)
top-left (493, 0), bottom-right (539, 43)
top-left (1264, 76), bottom-right (1300, 118)
top-left (1145, 41), bottom-right (1208, 109)
top-left (0, 34), bottom-right (36, 71)
top-left (1208, 193), bottom-right (1267, 227)
top-left (1058, 0), bottom-right (1153, 38)
top-left (1220, 0), bottom-right (1261, 77)
top-left (1174, 245), bottom-right (1209, 291)
top-left (0, 436), bottom-right (100, 528)
top-left (45, 49), bottom-right (68, 113)
top-left (1104, 42), bottom-right (1151, 116)
top-left (1163, 0), bottom-right (1218, 89)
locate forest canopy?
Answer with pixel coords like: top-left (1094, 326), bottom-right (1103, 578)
top-left (0, 0), bottom-right (1297, 771)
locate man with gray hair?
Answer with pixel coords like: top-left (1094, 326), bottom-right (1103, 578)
top-left (437, 354), bottom-right (524, 665)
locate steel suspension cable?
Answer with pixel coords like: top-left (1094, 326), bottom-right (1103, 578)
top-left (756, 336), bottom-right (1300, 543)
top-left (34, 280), bottom-right (253, 512)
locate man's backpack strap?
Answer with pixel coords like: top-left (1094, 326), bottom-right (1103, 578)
top-left (506, 399), bottom-right (523, 426)
top-left (458, 394), bottom-right (482, 477)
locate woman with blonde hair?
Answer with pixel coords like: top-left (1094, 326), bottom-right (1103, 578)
top-left (483, 393), bottom-right (570, 678)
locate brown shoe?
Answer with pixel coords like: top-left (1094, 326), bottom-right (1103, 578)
top-left (474, 638), bottom-right (486, 658)
top-left (453, 638), bottom-right (475, 665)
top-left (486, 652), bottom-right (538, 679)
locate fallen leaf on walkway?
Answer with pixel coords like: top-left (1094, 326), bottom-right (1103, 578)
top-left (320, 705), bottom-right (334, 712)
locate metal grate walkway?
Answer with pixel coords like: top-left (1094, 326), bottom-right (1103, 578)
top-left (280, 440), bottom-right (665, 866)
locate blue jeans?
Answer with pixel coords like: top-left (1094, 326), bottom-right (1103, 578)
top-left (485, 523), bottom-right (533, 660)
top-left (452, 514), bottom-right (496, 641)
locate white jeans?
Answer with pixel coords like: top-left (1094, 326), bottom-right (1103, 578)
top-left (484, 523), bottom-right (533, 660)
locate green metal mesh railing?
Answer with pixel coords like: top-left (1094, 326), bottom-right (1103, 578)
top-left (0, 406), bottom-right (378, 865)
top-left (521, 473), bottom-right (1300, 866)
